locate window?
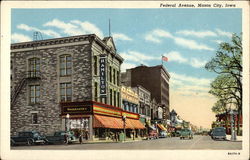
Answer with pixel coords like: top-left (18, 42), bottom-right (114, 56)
top-left (31, 113), bottom-right (38, 124)
top-left (60, 55), bottom-right (72, 76)
top-left (94, 56), bottom-right (98, 75)
top-left (117, 71), bottom-right (119, 85)
top-left (109, 66), bottom-right (112, 83)
top-left (94, 82), bottom-right (98, 101)
top-left (110, 89), bottom-right (112, 105)
top-left (30, 85), bottom-right (40, 104)
top-left (114, 91), bottom-right (116, 107)
top-left (113, 69), bottom-right (116, 85)
top-left (28, 58), bottom-right (40, 77)
top-left (117, 92), bottom-right (120, 108)
top-left (60, 83), bottom-right (72, 102)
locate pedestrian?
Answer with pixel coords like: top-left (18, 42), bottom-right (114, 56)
top-left (85, 131), bottom-right (89, 140)
top-left (79, 131), bottom-right (83, 144)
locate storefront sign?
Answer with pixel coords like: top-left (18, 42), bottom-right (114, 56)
top-left (93, 105), bottom-right (121, 117)
top-left (62, 105), bottom-right (92, 115)
top-left (99, 54), bottom-right (106, 97)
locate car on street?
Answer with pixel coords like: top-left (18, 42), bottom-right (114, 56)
top-left (211, 127), bottom-right (226, 140)
top-left (11, 131), bottom-right (47, 146)
top-left (147, 130), bottom-right (159, 139)
top-left (45, 131), bottom-right (77, 144)
top-left (159, 131), bottom-right (168, 138)
top-left (180, 128), bottom-right (193, 140)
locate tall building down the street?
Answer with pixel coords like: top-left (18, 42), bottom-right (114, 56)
top-left (121, 65), bottom-right (170, 123)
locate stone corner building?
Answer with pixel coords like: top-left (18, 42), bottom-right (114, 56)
top-left (10, 34), bottom-right (124, 137)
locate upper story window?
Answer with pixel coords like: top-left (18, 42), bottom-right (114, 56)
top-left (60, 82), bottom-right (72, 102)
top-left (60, 55), bottom-right (72, 76)
top-left (109, 66), bottom-right (112, 83)
top-left (94, 56), bottom-right (98, 75)
top-left (30, 85), bottom-right (40, 104)
top-left (28, 58), bottom-right (40, 78)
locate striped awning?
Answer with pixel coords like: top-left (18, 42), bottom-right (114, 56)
top-left (93, 115), bottom-right (145, 129)
top-left (157, 124), bottom-right (167, 131)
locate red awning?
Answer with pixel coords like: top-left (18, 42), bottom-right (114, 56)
top-left (94, 115), bottom-right (124, 129)
top-left (157, 124), bottom-right (167, 131)
top-left (126, 118), bottom-right (146, 129)
top-left (93, 115), bottom-right (145, 129)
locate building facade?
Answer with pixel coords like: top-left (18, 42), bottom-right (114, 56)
top-left (11, 34), bottom-right (145, 140)
top-left (121, 65), bottom-right (170, 122)
top-left (121, 86), bottom-right (139, 113)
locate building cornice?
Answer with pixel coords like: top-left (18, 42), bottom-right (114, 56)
top-left (11, 34), bottom-right (91, 50)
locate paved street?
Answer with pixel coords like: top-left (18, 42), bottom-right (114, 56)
top-left (11, 135), bottom-right (242, 150)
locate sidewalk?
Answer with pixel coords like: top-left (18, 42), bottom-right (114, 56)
top-left (226, 135), bottom-right (242, 142)
top-left (81, 138), bottom-right (143, 144)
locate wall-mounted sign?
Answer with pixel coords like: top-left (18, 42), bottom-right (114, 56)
top-left (99, 54), bottom-right (107, 97)
top-left (62, 105), bottom-right (92, 115)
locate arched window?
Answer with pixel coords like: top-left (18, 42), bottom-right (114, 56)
top-left (60, 55), bottom-right (72, 76)
top-left (28, 57), bottom-right (40, 78)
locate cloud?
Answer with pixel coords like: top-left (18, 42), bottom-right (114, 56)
top-left (169, 72), bottom-right (213, 98)
top-left (120, 51), bottom-right (159, 64)
top-left (11, 33), bottom-right (32, 43)
top-left (17, 24), bottom-right (61, 38)
top-left (145, 34), bottom-right (161, 43)
top-left (170, 72), bottom-right (212, 87)
top-left (163, 51), bottom-right (207, 68)
top-left (121, 62), bottom-right (137, 72)
top-left (215, 29), bottom-right (232, 38)
top-left (112, 33), bottom-right (132, 41)
top-left (176, 30), bottom-right (217, 38)
top-left (173, 37), bottom-right (214, 51)
top-left (145, 29), bottom-right (214, 51)
top-left (71, 20), bottom-right (104, 38)
top-left (212, 40), bottom-right (223, 44)
top-left (164, 51), bottom-right (187, 63)
top-left (190, 58), bottom-right (207, 68)
top-left (44, 19), bottom-right (104, 38)
top-left (44, 19), bottom-right (84, 36)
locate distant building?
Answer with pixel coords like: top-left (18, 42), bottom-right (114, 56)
top-left (121, 65), bottom-right (170, 122)
top-left (121, 85), bottom-right (139, 113)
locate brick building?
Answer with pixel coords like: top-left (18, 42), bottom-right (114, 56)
top-left (11, 34), bottom-right (145, 140)
top-left (121, 65), bottom-right (170, 123)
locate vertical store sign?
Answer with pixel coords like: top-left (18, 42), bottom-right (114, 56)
top-left (99, 54), bottom-right (106, 97)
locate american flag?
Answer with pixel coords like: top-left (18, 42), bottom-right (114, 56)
top-left (162, 56), bottom-right (168, 62)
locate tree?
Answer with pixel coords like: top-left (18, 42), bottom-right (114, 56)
top-left (205, 34), bottom-right (242, 134)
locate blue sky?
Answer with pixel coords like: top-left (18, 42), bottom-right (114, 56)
top-left (11, 9), bottom-right (242, 128)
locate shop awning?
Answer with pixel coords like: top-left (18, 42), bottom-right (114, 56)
top-left (126, 118), bottom-right (146, 129)
top-left (94, 115), bottom-right (124, 129)
top-left (157, 124), bottom-right (167, 131)
top-left (93, 115), bottom-right (145, 129)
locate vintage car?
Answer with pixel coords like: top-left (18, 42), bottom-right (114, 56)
top-left (180, 129), bottom-right (193, 140)
top-left (211, 127), bottom-right (226, 140)
top-left (11, 131), bottom-right (46, 146)
top-left (45, 131), bottom-right (77, 144)
top-left (159, 131), bottom-right (168, 138)
top-left (147, 130), bottom-right (159, 140)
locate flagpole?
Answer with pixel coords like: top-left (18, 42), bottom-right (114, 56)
top-left (161, 54), bottom-right (163, 66)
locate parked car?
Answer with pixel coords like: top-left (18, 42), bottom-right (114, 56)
top-left (11, 131), bottom-right (46, 146)
top-left (211, 127), bottom-right (226, 140)
top-left (159, 131), bottom-right (168, 138)
top-left (45, 131), bottom-right (77, 144)
top-left (180, 129), bottom-right (193, 140)
top-left (147, 130), bottom-right (159, 140)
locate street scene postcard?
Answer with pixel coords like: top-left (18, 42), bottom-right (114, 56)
top-left (0, 1), bottom-right (249, 160)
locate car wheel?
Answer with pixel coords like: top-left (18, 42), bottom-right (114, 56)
top-left (27, 139), bottom-right (34, 146)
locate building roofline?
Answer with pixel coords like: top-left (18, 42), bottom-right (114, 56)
top-left (11, 34), bottom-right (124, 63)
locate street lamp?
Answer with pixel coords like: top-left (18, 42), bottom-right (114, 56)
top-left (66, 114), bottom-right (70, 132)
top-left (122, 115), bottom-right (126, 141)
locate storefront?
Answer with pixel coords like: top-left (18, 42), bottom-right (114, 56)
top-left (61, 101), bottom-right (146, 141)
